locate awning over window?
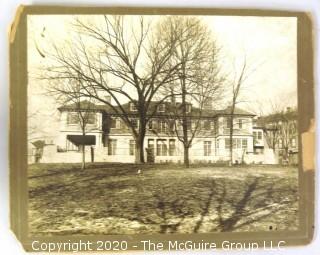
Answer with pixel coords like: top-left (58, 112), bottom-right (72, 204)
top-left (67, 135), bottom-right (96, 145)
top-left (31, 140), bottom-right (45, 148)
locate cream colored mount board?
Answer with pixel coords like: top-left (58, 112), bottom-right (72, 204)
top-left (10, 5), bottom-right (314, 252)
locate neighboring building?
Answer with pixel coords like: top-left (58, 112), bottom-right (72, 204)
top-left (250, 126), bottom-right (278, 164)
top-left (28, 137), bottom-right (55, 164)
top-left (255, 107), bottom-right (298, 165)
top-left (253, 127), bottom-right (264, 154)
top-left (31, 100), bottom-right (281, 164)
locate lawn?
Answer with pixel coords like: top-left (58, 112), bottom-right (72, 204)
top-left (28, 163), bottom-right (299, 236)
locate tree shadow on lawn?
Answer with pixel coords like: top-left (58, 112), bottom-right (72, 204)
top-left (28, 171), bottom-right (298, 235)
top-left (98, 176), bottom-right (298, 234)
top-left (196, 176), bottom-right (298, 233)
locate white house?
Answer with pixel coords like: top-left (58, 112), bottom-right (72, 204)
top-left (31, 100), bottom-right (277, 165)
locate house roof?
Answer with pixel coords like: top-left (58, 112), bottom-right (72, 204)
top-left (58, 100), bottom-right (111, 112)
top-left (256, 108), bottom-right (297, 128)
top-left (58, 100), bottom-right (255, 118)
top-left (214, 106), bottom-right (255, 116)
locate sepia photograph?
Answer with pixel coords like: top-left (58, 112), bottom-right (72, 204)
top-left (26, 13), bottom-right (299, 237)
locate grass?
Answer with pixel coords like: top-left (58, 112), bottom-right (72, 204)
top-left (28, 163), bottom-right (298, 236)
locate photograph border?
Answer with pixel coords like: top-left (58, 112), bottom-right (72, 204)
top-left (9, 5), bottom-right (315, 251)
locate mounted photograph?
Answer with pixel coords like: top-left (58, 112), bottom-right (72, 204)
top-left (27, 13), bottom-right (300, 236)
top-left (9, 6), bottom-right (315, 252)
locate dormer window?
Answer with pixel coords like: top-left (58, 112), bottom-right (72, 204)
top-left (111, 117), bottom-right (121, 129)
top-left (130, 102), bottom-right (137, 112)
top-left (158, 103), bottom-right (165, 113)
top-left (131, 118), bottom-right (139, 129)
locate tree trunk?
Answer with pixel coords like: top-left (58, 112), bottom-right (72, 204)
top-left (134, 135), bottom-right (145, 164)
top-left (139, 135), bottom-right (145, 163)
top-left (284, 147), bottom-right (289, 163)
top-left (229, 115), bottom-right (234, 166)
top-left (81, 133), bottom-right (86, 170)
top-left (139, 122), bottom-right (146, 163)
top-left (135, 138), bottom-right (142, 164)
top-left (134, 132), bottom-right (146, 164)
top-left (82, 147), bottom-right (86, 169)
top-left (181, 63), bottom-right (190, 168)
top-left (184, 145), bottom-right (190, 168)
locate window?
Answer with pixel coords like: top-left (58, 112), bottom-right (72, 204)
top-left (186, 104), bottom-right (192, 113)
top-left (278, 139), bottom-right (283, 149)
top-left (66, 111), bottom-right (95, 126)
top-left (254, 131), bottom-right (262, 141)
top-left (129, 140), bottom-right (135, 155)
top-left (131, 118), bottom-right (139, 129)
top-left (203, 120), bottom-right (211, 130)
top-left (148, 139), bottom-right (155, 155)
top-left (130, 102), bottom-right (137, 112)
top-left (169, 121), bottom-right (175, 132)
top-left (242, 139), bottom-right (248, 149)
top-left (204, 141), bottom-right (212, 156)
top-left (226, 117), bottom-right (231, 129)
top-left (157, 139), bottom-right (167, 156)
top-left (169, 139), bottom-right (176, 156)
top-left (148, 120), bottom-right (154, 130)
top-left (186, 120), bottom-right (192, 130)
top-left (108, 139), bottom-right (117, 155)
top-left (253, 131), bottom-right (257, 140)
top-left (291, 138), bottom-right (296, 148)
top-left (238, 119), bottom-right (243, 129)
top-left (232, 138), bottom-right (236, 148)
top-left (225, 138), bottom-right (230, 149)
top-left (176, 120), bottom-right (183, 131)
top-left (254, 148), bottom-right (264, 155)
top-left (191, 121), bottom-right (196, 130)
top-left (66, 138), bottom-right (78, 151)
top-left (159, 120), bottom-right (167, 133)
top-left (211, 121), bottom-right (215, 131)
top-left (85, 113), bottom-right (96, 125)
top-left (232, 138), bottom-right (241, 149)
top-left (237, 139), bottom-right (242, 148)
top-left (225, 138), bottom-right (247, 149)
top-left (158, 103), bottom-right (166, 112)
top-left (111, 118), bottom-right (121, 129)
top-left (67, 112), bottom-right (79, 125)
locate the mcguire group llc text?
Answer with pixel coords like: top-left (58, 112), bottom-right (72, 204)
top-left (31, 239), bottom-right (286, 252)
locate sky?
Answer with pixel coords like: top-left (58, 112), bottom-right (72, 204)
top-left (27, 15), bottom-right (297, 139)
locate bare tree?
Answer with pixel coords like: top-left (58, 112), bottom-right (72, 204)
top-left (41, 15), bottom-right (181, 163)
top-left (157, 16), bottom-right (224, 167)
top-left (227, 59), bottom-right (247, 165)
top-left (57, 77), bottom-right (97, 169)
top-left (227, 56), bottom-right (260, 165)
